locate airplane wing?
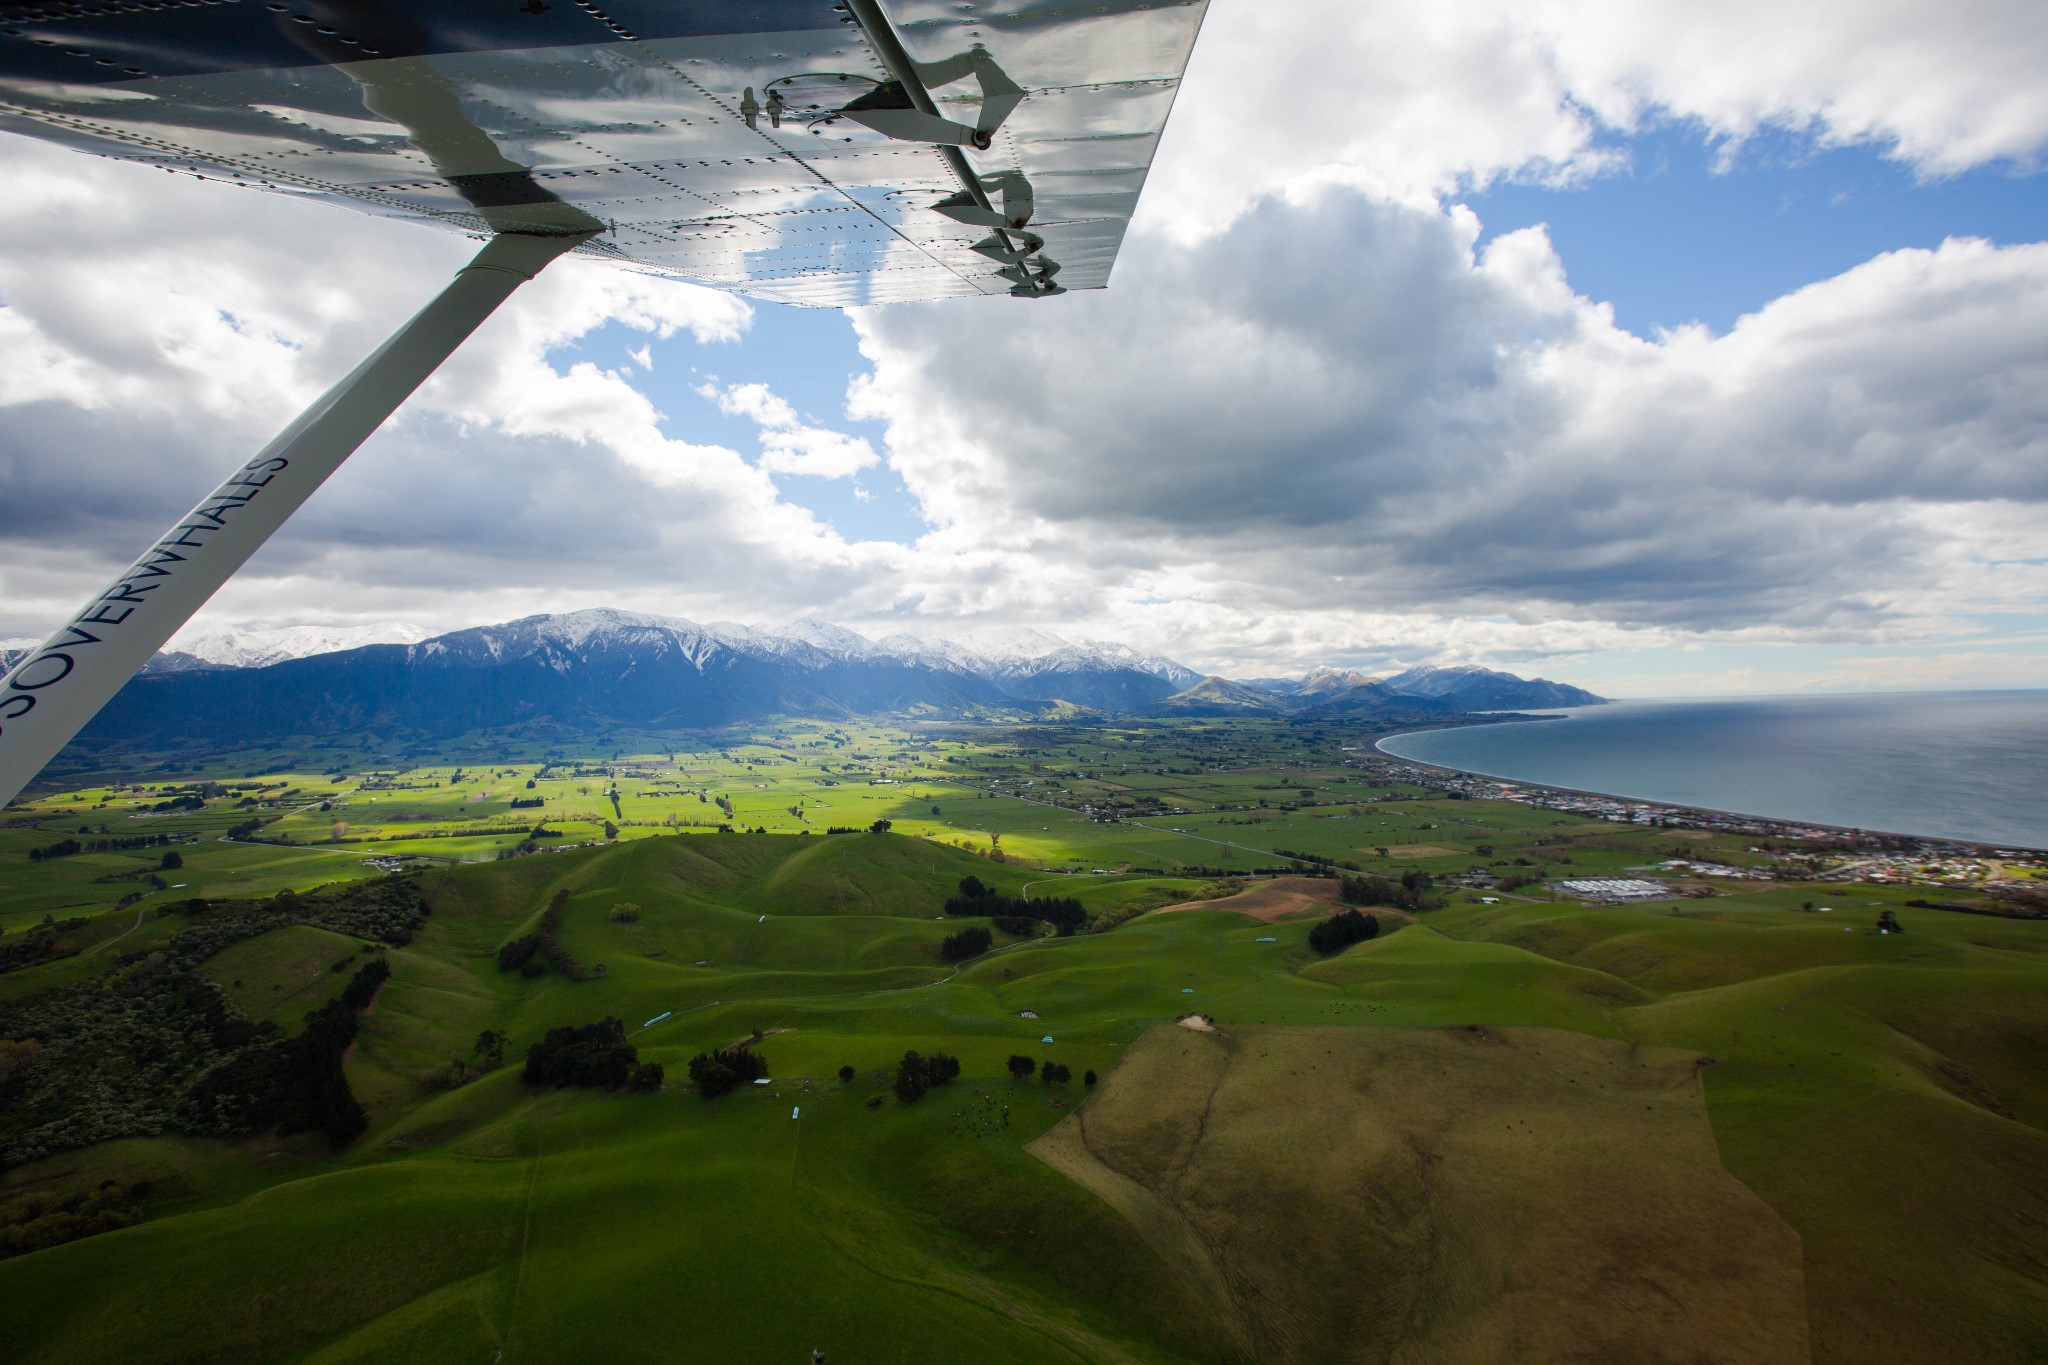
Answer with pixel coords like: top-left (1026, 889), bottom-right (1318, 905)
top-left (0, 0), bottom-right (1208, 306)
top-left (0, 0), bottom-right (1211, 808)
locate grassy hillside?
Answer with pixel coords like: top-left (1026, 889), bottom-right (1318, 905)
top-left (1, 830), bottom-right (2043, 1362)
top-left (1034, 1022), bottom-right (1809, 1363)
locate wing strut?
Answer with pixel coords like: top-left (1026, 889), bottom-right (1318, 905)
top-left (0, 228), bottom-right (596, 809)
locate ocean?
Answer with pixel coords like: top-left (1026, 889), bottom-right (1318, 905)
top-left (1374, 690), bottom-right (2048, 850)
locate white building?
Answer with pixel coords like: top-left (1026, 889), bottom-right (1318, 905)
top-left (1557, 878), bottom-right (1671, 902)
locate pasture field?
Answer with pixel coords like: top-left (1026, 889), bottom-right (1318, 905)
top-left (1, 715), bottom-right (1776, 934)
top-left (0, 722), bottom-right (2043, 1362)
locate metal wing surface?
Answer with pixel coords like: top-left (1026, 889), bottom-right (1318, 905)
top-left (0, 0), bottom-right (1207, 306)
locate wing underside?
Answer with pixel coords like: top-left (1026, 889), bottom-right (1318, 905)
top-left (0, 0), bottom-right (1207, 306)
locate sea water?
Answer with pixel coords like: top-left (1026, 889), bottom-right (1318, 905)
top-left (1375, 691), bottom-right (2048, 849)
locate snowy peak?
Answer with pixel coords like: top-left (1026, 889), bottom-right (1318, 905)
top-left (774, 616), bottom-right (885, 661)
top-left (1297, 666), bottom-right (1383, 695)
top-left (84, 608), bottom-right (1598, 713)
top-left (951, 624), bottom-right (1074, 663)
top-left (151, 621), bottom-right (432, 671)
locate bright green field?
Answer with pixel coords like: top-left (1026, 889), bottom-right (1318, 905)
top-left (1, 723), bottom-right (2043, 1362)
top-left (0, 716), bottom-right (1795, 935)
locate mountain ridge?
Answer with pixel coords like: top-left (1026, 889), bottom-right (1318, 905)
top-left (29, 609), bottom-right (1604, 750)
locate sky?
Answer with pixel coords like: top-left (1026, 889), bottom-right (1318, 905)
top-left (1, 0), bottom-right (2045, 697)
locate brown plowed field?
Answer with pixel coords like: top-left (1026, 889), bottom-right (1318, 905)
top-left (1155, 875), bottom-right (1341, 923)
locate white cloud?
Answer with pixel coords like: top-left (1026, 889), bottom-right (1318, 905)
top-left (0, 135), bottom-right (907, 640)
top-left (1148, 0), bottom-right (2048, 234)
top-left (851, 188), bottom-right (2048, 670)
top-left (707, 380), bottom-right (880, 480)
top-left (1, 0), bottom-right (2045, 688)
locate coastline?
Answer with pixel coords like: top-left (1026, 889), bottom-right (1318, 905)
top-left (1369, 729), bottom-right (2047, 857)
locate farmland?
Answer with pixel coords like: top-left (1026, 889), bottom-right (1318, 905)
top-left (1, 716), bottom-right (1777, 934)
top-left (0, 720), bottom-right (2043, 1362)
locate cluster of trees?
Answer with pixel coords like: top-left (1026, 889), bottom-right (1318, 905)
top-left (687, 1042), bottom-right (766, 1098)
top-left (1338, 871), bottom-right (1439, 912)
top-left (1, 1177), bottom-right (152, 1261)
top-left (184, 956), bottom-right (390, 1147)
top-left (944, 877), bottom-right (1087, 936)
top-left (26, 832), bottom-right (182, 861)
top-left (1271, 848), bottom-right (1365, 872)
top-left (0, 916), bottom-right (90, 972)
top-left (524, 1018), bottom-right (662, 1091)
top-left (893, 1049), bottom-right (961, 1103)
top-left (509, 796), bottom-right (544, 809)
top-left (495, 890), bottom-right (590, 980)
top-left (1, 875), bottom-right (435, 1168)
top-left (1005, 1055), bottom-right (1085, 1086)
top-left (940, 925), bottom-right (992, 962)
top-left (1308, 907), bottom-right (1380, 955)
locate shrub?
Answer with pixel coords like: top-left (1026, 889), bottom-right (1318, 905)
top-left (524, 1018), bottom-right (638, 1090)
top-left (941, 926), bottom-right (992, 962)
top-left (1006, 1054), bottom-right (1036, 1081)
top-left (495, 889), bottom-right (587, 979)
top-left (496, 934), bottom-right (539, 973)
top-left (686, 1043), bottom-right (766, 1099)
top-left (1338, 872), bottom-right (1439, 912)
top-left (1308, 908), bottom-right (1380, 955)
top-left (893, 1049), bottom-right (960, 1103)
top-left (943, 878), bottom-right (1087, 936)
top-left (838, 1064), bottom-right (856, 1083)
top-left (608, 902), bottom-right (641, 923)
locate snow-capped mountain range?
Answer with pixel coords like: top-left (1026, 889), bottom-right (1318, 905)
top-left (24, 608), bottom-right (1602, 750)
top-left (150, 622), bottom-right (435, 672)
top-left (59, 610), bottom-right (1199, 690)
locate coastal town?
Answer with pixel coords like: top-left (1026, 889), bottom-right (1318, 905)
top-left (1365, 752), bottom-right (2048, 896)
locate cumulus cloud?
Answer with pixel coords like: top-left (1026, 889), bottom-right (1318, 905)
top-left (0, 136), bottom-right (909, 639)
top-left (852, 188), bottom-right (2048, 663)
top-left (1150, 0), bottom-right (2048, 232)
top-left (705, 381), bottom-right (881, 480)
top-left (0, 0), bottom-right (2044, 685)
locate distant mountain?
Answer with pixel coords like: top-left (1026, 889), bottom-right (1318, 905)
top-left (1384, 664), bottom-right (1605, 710)
top-left (70, 609), bottom-right (1204, 747)
top-left (1294, 666), bottom-right (1381, 696)
top-left (145, 622), bottom-right (434, 673)
top-left (39, 608), bottom-right (1603, 751)
top-left (1153, 676), bottom-right (1284, 716)
top-left (1291, 675), bottom-right (1459, 720)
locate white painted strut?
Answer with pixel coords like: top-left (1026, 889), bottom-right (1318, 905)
top-left (0, 229), bottom-right (594, 809)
